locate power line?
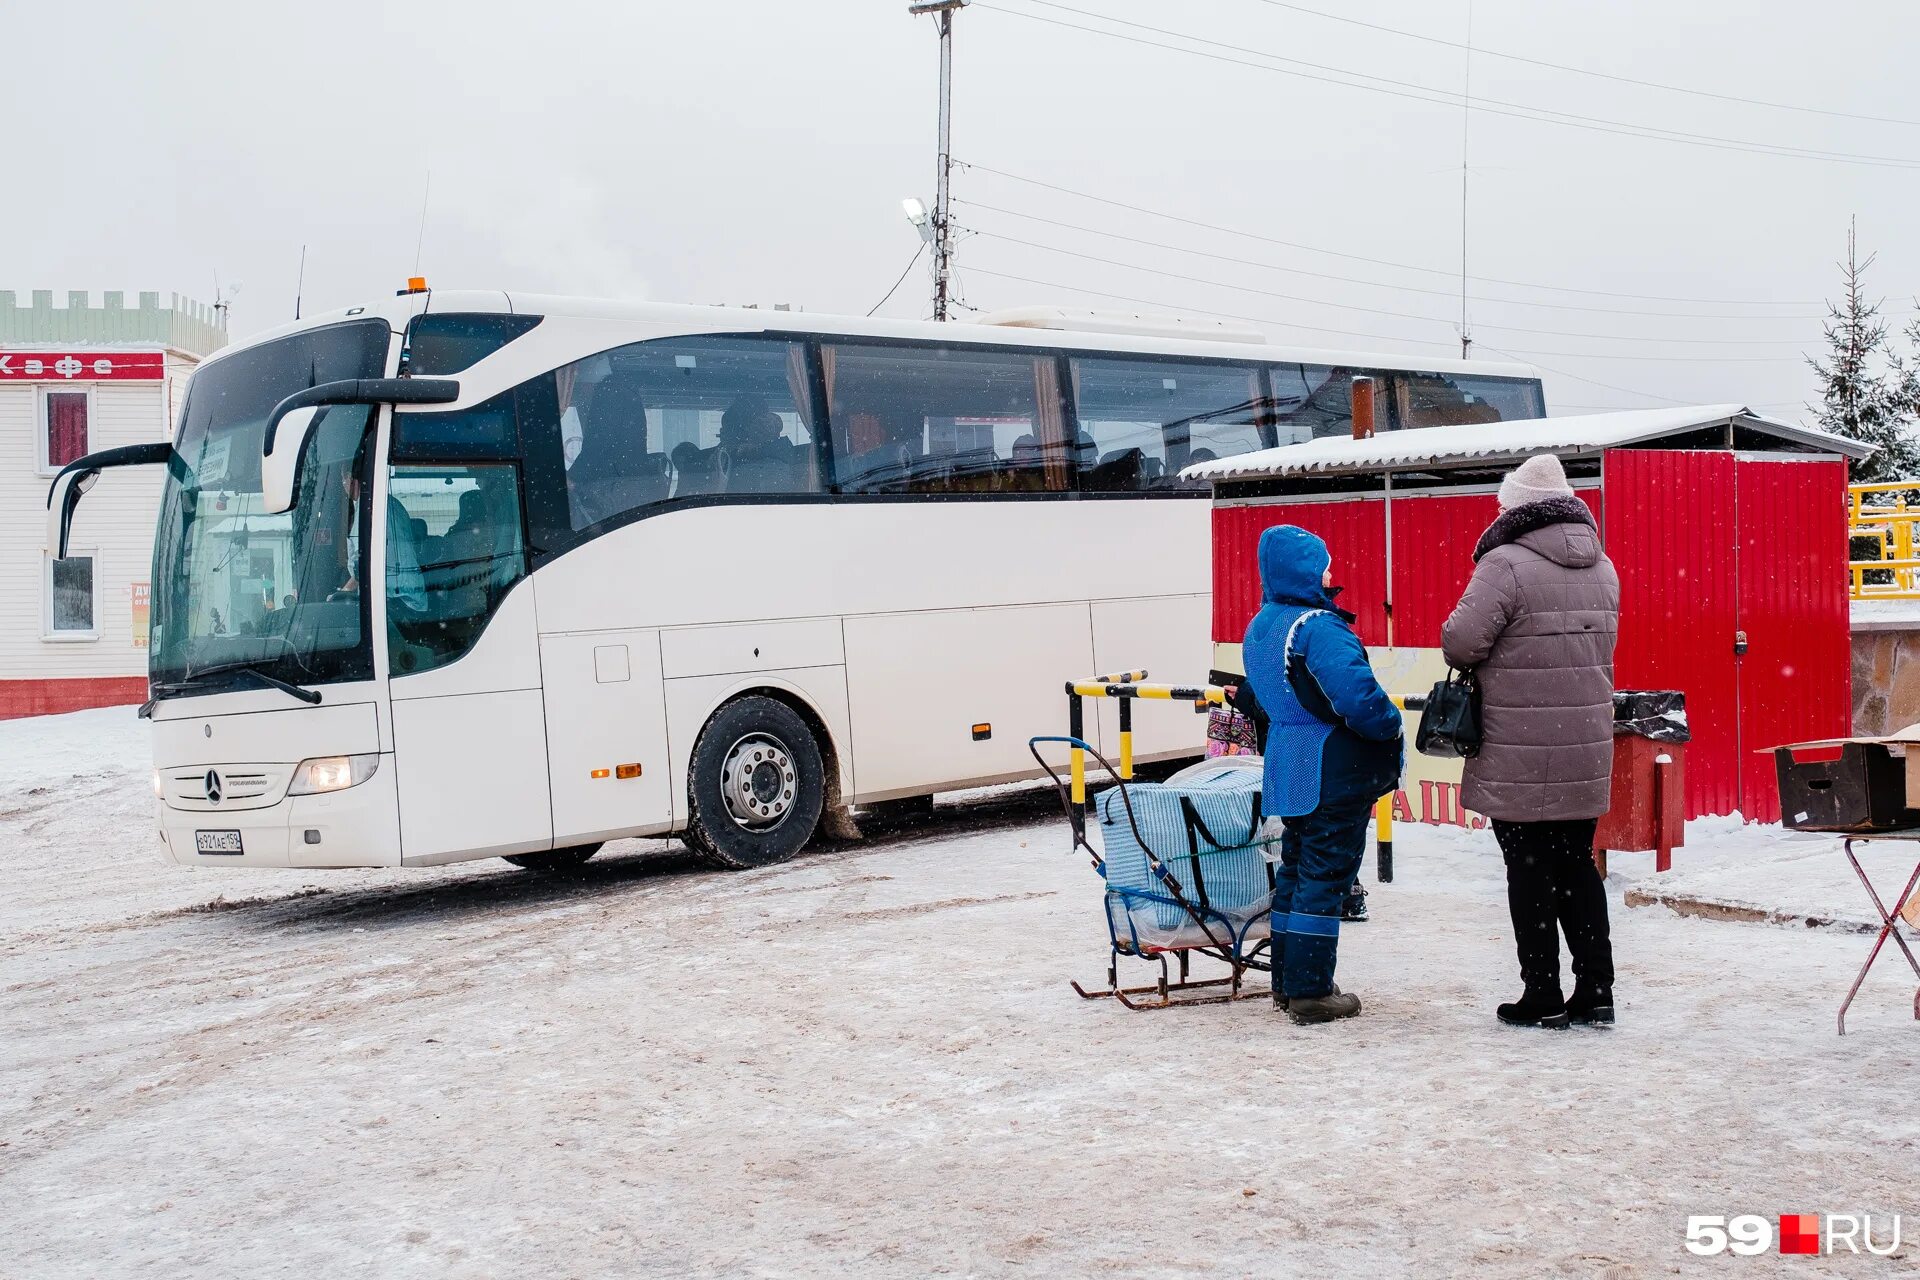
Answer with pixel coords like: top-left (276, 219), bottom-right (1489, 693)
top-left (978, 1), bottom-right (1920, 170)
top-left (953, 197), bottom-right (1836, 320)
top-left (963, 265), bottom-right (1462, 349)
top-left (866, 243), bottom-right (927, 317)
top-left (967, 264), bottom-right (1800, 364)
top-left (1473, 345), bottom-right (1690, 404)
top-left (961, 161), bottom-right (1851, 306)
top-left (1249, 0), bottom-right (1920, 130)
top-left (963, 224), bottom-right (1816, 347)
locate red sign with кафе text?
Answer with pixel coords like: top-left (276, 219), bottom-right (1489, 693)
top-left (0, 351), bottom-right (165, 381)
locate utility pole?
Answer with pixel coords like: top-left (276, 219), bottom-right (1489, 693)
top-left (910, 0), bottom-right (967, 320)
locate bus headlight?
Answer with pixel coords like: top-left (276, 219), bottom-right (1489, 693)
top-left (289, 753), bottom-right (381, 795)
top-left (152, 770), bottom-right (164, 799)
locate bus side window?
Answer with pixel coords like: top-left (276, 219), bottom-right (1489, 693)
top-left (1068, 356), bottom-right (1265, 491)
top-left (1392, 371), bottom-right (1544, 427)
top-left (552, 336), bottom-right (820, 530)
top-left (1271, 364), bottom-right (1356, 443)
top-left (822, 343), bottom-right (1071, 495)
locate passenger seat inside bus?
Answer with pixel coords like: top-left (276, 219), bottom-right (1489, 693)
top-left (569, 443), bottom-right (670, 524)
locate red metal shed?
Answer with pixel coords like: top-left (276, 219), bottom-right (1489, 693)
top-left (1186, 405), bottom-right (1872, 823)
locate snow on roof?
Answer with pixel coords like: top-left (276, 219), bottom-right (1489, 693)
top-left (1180, 404), bottom-right (1872, 483)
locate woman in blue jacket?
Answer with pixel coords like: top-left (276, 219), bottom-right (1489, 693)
top-left (1242, 525), bottom-right (1403, 1024)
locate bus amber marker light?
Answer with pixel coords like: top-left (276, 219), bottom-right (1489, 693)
top-left (590, 769), bottom-right (611, 779)
top-left (289, 754), bottom-right (380, 795)
top-left (615, 764), bottom-right (643, 779)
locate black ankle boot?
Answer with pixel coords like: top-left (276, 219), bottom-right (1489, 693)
top-left (1497, 987), bottom-right (1571, 1028)
top-left (1566, 986), bottom-right (1615, 1026)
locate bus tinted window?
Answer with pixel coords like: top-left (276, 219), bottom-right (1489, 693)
top-left (1393, 371), bottom-right (1544, 427)
top-left (386, 463), bottom-right (526, 676)
top-left (403, 314), bottom-right (542, 375)
top-left (1069, 357), bottom-right (1265, 491)
top-left (557, 336), bottom-right (820, 530)
top-left (1270, 364), bottom-right (1360, 443)
top-left (393, 391), bottom-right (519, 459)
top-left (823, 343), bottom-right (1071, 494)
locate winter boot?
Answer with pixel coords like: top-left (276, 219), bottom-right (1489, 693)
top-left (1566, 985), bottom-right (1615, 1026)
top-left (1272, 982), bottom-right (1340, 1012)
top-left (1342, 883), bottom-right (1370, 922)
top-left (1287, 989), bottom-right (1361, 1025)
top-left (1497, 987), bottom-right (1571, 1029)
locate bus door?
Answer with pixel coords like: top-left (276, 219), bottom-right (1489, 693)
top-left (383, 461), bottom-right (554, 863)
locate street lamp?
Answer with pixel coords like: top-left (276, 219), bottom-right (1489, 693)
top-left (902, 197), bottom-right (934, 244)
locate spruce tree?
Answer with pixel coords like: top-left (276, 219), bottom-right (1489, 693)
top-left (1808, 219), bottom-right (1920, 483)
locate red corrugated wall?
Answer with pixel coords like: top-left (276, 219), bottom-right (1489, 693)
top-left (1214, 454), bottom-right (1849, 825)
top-left (1735, 457), bottom-right (1852, 823)
top-left (1608, 450), bottom-right (1742, 819)
top-left (1212, 499), bottom-right (1388, 647)
top-left (1388, 488), bottom-right (1602, 646)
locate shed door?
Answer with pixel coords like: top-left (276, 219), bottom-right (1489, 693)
top-left (1608, 450), bottom-right (1741, 820)
top-left (1734, 456), bottom-right (1851, 823)
top-left (1611, 450), bottom-right (1852, 822)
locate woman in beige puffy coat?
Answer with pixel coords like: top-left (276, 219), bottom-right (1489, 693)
top-left (1442, 453), bottom-right (1620, 1030)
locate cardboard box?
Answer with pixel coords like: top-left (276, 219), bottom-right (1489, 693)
top-left (1770, 725), bottom-right (1920, 833)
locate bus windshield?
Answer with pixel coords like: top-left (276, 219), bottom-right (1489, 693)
top-left (149, 320), bottom-right (391, 690)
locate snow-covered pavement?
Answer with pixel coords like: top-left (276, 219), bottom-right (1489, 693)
top-left (4, 707), bottom-right (1918, 1277)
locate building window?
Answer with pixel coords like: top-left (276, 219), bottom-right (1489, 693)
top-left (46, 552), bottom-right (97, 638)
top-left (40, 387), bottom-right (91, 472)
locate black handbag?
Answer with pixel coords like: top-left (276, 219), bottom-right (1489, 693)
top-left (1416, 667), bottom-right (1481, 759)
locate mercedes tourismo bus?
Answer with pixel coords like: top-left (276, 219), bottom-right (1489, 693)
top-left (49, 288), bottom-right (1543, 872)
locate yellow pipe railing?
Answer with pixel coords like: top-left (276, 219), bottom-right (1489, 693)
top-left (1850, 482), bottom-right (1920, 600)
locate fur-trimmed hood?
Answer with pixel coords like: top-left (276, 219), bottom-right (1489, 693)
top-left (1473, 495), bottom-right (1597, 564)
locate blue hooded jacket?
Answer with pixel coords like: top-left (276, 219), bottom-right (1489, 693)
top-left (1241, 525), bottom-right (1404, 817)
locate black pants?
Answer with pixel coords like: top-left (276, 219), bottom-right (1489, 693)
top-left (1492, 819), bottom-right (1614, 997)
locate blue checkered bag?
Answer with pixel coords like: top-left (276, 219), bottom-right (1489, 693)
top-left (1095, 763), bottom-right (1275, 952)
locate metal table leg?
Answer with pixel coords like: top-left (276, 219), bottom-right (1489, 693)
top-left (1837, 839), bottom-right (1920, 1035)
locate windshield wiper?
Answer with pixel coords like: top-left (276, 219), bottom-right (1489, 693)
top-left (140, 662), bottom-right (323, 718)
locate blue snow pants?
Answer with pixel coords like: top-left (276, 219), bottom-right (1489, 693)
top-left (1270, 792), bottom-right (1376, 1000)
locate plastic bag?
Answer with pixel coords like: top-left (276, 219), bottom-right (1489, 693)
top-left (1613, 690), bottom-right (1689, 743)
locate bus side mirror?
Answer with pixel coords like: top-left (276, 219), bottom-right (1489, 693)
top-left (46, 469), bottom-right (99, 561)
top-left (261, 405), bottom-right (321, 515)
top-left (44, 441), bottom-right (174, 558)
top-left (258, 377), bottom-right (461, 514)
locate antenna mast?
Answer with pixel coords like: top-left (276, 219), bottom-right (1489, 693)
top-left (413, 168), bottom-right (433, 277)
top-left (1459, 0), bottom-right (1474, 359)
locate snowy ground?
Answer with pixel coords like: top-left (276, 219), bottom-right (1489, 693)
top-left (4, 708), bottom-right (1919, 1278)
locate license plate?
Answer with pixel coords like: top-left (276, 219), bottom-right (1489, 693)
top-left (195, 830), bottom-right (244, 855)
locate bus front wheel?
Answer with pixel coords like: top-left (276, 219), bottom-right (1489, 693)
top-left (686, 696), bottom-right (826, 870)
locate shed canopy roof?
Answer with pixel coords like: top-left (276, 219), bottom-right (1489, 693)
top-left (1180, 404), bottom-right (1871, 483)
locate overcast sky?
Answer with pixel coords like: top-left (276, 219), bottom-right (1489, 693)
top-left (8, 0), bottom-right (1920, 418)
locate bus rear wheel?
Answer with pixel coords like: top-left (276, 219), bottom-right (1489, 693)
top-left (686, 696), bottom-right (825, 870)
top-left (503, 843), bottom-right (603, 872)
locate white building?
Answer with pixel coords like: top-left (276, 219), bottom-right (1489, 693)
top-left (0, 290), bottom-right (224, 718)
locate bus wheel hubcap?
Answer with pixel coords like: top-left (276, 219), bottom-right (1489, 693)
top-left (720, 734), bottom-right (797, 830)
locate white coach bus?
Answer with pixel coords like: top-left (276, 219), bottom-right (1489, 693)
top-left (49, 288), bottom-right (1542, 872)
